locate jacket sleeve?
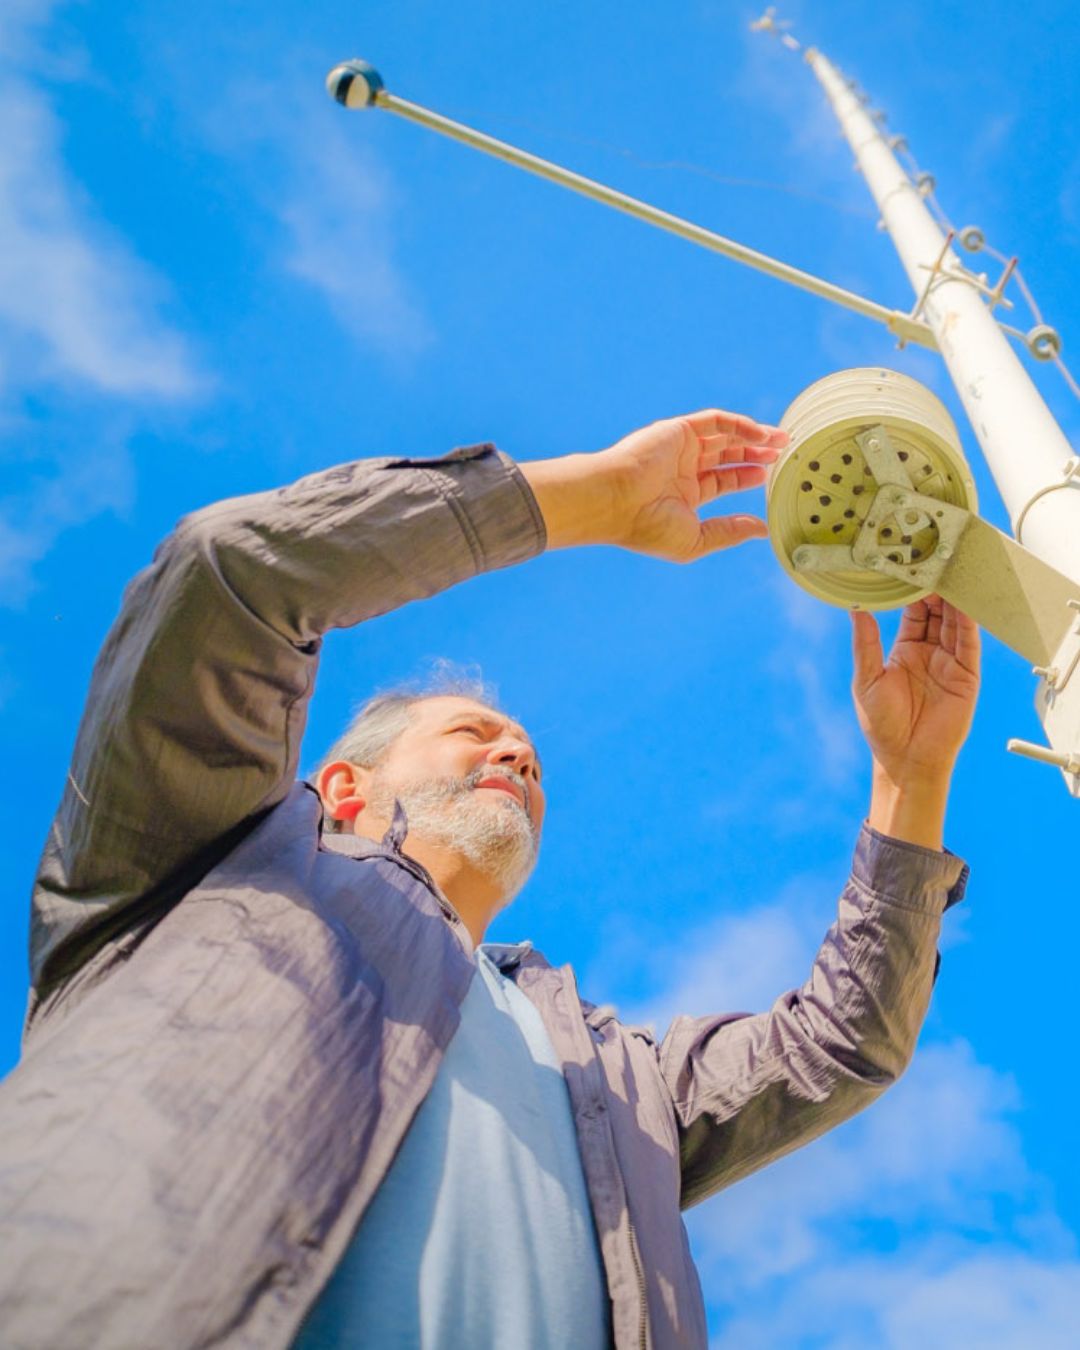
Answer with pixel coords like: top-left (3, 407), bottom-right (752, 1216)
top-left (28, 445), bottom-right (545, 1013)
top-left (660, 824), bottom-right (968, 1210)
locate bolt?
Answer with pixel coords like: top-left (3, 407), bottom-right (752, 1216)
top-left (937, 544), bottom-right (952, 560)
top-left (1032, 665), bottom-right (1060, 686)
top-left (793, 547), bottom-right (812, 569)
top-left (867, 556), bottom-right (884, 571)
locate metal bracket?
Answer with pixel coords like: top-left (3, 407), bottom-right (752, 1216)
top-left (1014, 455), bottom-right (1080, 546)
top-left (792, 543), bottom-right (858, 574)
top-left (852, 484), bottom-right (970, 590)
top-left (1009, 600), bottom-right (1080, 796)
top-left (1040, 601), bottom-right (1080, 697)
top-left (910, 229), bottom-right (1016, 322)
top-left (854, 425), bottom-right (915, 489)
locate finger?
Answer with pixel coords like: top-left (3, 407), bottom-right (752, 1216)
top-left (698, 464), bottom-right (770, 501)
top-left (850, 609), bottom-right (884, 691)
top-left (694, 512), bottom-right (769, 556)
top-left (698, 440), bottom-right (782, 469)
top-left (896, 597), bottom-right (932, 644)
top-left (952, 604), bottom-right (981, 674)
top-left (681, 409), bottom-right (789, 448)
top-left (925, 593), bottom-right (944, 645)
top-left (940, 597), bottom-right (957, 655)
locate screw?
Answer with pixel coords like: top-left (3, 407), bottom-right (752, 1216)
top-left (793, 547), bottom-right (812, 569)
top-left (937, 544), bottom-right (952, 560)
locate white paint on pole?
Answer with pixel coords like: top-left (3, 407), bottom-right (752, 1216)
top-left (807, 48), bottom-right (1080, 588)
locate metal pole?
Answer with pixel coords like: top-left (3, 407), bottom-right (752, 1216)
top-left (806, 48), bottom-right (1080, 586)
top-left (324, 63), bottom-right (935, 351)
top-left (375, 89), bottom-right (936, 349)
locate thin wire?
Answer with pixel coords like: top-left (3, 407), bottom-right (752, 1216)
top-left (1053, 353), bottom-right (1080, 402)
top-left (437, 105), bottom-right (877, 220)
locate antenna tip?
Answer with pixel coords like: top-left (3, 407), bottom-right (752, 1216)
top-left (326, 59), bottom-right (384, 110)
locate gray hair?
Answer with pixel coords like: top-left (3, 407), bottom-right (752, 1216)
top-left (313, 664), bottom-right (504, 828)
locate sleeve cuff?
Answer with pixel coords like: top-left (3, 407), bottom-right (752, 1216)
top-left (853, 821), bottom-right (969, 913)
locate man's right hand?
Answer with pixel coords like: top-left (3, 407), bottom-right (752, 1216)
top-left (519, 410), bottom-right (787, 561)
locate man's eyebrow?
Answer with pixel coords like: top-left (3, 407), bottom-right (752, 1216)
top-left (440, 711), bottom-right (544, 774)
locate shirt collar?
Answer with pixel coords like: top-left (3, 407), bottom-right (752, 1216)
top-left (478, 940), bottom-right (533, 971)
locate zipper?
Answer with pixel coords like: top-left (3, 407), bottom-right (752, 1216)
top-left (628, 1217), bottom-right (649, 1350)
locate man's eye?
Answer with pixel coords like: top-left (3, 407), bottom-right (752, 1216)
top-left (454, 726), bottom-right (483, 737)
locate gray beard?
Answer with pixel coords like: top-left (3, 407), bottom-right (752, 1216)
top-left (369, 767), bottom-right (539, 901)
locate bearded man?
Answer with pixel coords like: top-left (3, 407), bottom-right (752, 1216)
top-left (0, 408), bottom-right (978, 1350)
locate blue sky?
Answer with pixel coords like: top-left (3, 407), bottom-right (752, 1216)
top-left (3, 1), bottom-right (1080, 1345)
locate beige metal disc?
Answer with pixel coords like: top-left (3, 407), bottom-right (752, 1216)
top-left (767, 368), bottom-right (978, 610)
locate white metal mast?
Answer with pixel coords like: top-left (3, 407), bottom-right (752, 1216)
top-left (804, 49), bottom-right (1080, 587)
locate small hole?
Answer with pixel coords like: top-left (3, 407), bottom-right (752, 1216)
top-left (936, 510), bottom-right (943, 518)
top-left (830, 473), bottom-right (842, 484)
top-left (841, 453), bottom-right (853, 465)
top-left (889, 553), bottom-right (901, 563)
top-left (898, 451), bottom-right (909, 461)
top-left (844, 509), bottom-right (855, 519)
top-left (809, 514), bottom-right (820, 524)
top-left (801, 481), bottom-right (812, 491)
top-left (808, 460), bottom-right (820, 471)
top-left (881, 527), bottom-right (893, 537)
top-left (832, 523), bottom-right (843, 533)
top-left (911, 548), bottom-right (922, 559)
top-left (909, 568), bottom-right (917, 576)
top-left (867, 519), bottom-right (876, 528)
top-left (864, 466), bottom-right (873, 475)
top-left (901, 534), bottom-right (913, 544)
top-left (923, 465), bottom-right (932, 474)
top-left (852, 485), bottom-right (865, 496)
top-left (820, 495), bottom-right (832, 505)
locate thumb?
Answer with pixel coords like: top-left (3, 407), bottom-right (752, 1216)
top-left (696, 513), bottom-right (769, 557)
top-left (850, 608), bottom-right (884, 692)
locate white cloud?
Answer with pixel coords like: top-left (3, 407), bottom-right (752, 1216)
top-left (627, 881), bottom-right (827, 1033)
top-left (0, 3), bottom-right (201, 602)
top-left (0, 63), bottom-right (199, 396)
top-left (205, 76), bottom-right (432, 361)
top-left (0, 431), bottom-right (134, 607)
top-left (280, 128), bottom-right (433, 359)
top-left (711, 1251), bottom-right (1080, 1350)
top-left (626, 892), bottom-right (1080, 1348)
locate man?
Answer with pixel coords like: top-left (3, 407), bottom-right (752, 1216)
top-left (0, 408), bottom-right (978, 1349)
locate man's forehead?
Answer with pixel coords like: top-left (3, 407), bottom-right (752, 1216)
top-left (410, 696), bottom-right (533, 746)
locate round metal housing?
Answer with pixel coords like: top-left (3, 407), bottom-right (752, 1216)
top-left (767, 367), bottom-right (978, 610)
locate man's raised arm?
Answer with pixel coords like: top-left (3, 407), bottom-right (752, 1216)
top-left (29, 447), bottom-right (544, 1018)
top-left (28, 408), bottom-right (784, 1025)
top-left (660, 595), bottom-right (980, 1207)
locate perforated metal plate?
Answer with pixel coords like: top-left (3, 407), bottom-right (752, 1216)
top-left (767, 368), bottom-right (978, 610)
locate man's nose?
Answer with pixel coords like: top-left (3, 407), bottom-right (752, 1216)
top-left (487, 739), bottom-right (534, 778)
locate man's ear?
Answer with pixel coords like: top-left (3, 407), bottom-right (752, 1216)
top-left (316, 760), bottom-right (371, 827)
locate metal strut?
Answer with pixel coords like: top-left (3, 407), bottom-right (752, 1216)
top-left (324, 60), bottom-right (938, 352)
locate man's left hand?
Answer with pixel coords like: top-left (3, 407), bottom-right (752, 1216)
top-left (852, 595), bottom-right (980, 849)
top-left (520, 409), bottom-right (787, 559)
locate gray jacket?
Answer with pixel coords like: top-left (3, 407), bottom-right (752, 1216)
top-left (0, 445), bottom-right (966, 1350)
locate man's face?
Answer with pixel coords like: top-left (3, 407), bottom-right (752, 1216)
top-left (374, 696), bottom-right (546, 839)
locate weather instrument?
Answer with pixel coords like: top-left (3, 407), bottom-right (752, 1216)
top-left (325, 30), bottom-right (1080, 795)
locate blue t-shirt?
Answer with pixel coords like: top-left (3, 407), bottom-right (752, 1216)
top-left (293, 943), bottom-right (609, 1349)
